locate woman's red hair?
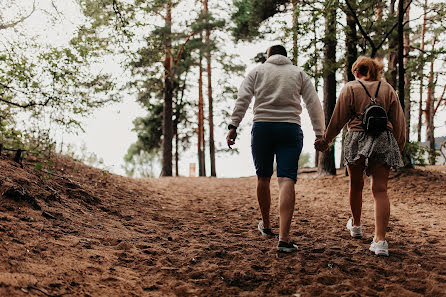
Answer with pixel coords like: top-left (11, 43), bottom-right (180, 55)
top-left (351, 56), bottom-right (384, 81)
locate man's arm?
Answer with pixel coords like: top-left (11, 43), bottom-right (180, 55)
top-left (300, 72), bottom-right (325, 136)
top-left (230, 69), bottom-right (256, 128)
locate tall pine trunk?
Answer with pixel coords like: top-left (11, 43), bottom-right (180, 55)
top-left (341, 2), bottom-right (358, 172)
top-left (425, 38), bottom-right (437, 165)
top-left (198, 40), bottom-right (206, 176)
top-left (292, 0), bottom-right (298, 66)
top-left (161, 3), bottom-right (173, 177)
top-left (318, 3), bottom-right (337, 176)
top-left (417, 0), bottom-right (427, 142)
top-left (204, 0), bottom-right (216, 177)
top-left (403, 0), bottom-right (411, 142)
top-left (388, 0), bottom-right (397, 89)
top-left (397, 0), bottom-right (405, 111)
top-left (174, 94), bottom-right (179, 176)
top-left (175, 127), bottom-right (179, 176)
top-left (313, 16), bottom-right (320, 168)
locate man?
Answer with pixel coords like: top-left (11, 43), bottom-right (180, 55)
top-left (226, 45), bottom-right (325, 253)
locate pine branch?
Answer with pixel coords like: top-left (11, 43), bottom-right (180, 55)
top-left (434, 84), bottom-right (446, 115)
top-left (345, 0), bottom-right (413, 57)
top-left (410, 45), bottom-right (427, 53)
top-left (112, 0), bottom-right (131, 38)
top-left (0, 82), bottom-right (54, 108)
top-left (0, 0), bottom-right (36, 30)
top-left (174, 31), bottom-right (195, 66)
top-left (345, 0), bottom-right (377, 53)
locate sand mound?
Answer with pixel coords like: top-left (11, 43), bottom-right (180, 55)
top-left (0, 155), bottom-right (445, 296)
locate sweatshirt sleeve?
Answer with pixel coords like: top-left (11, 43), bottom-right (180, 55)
top-left (230, 68), bottom-right (256, 127)
top-left (388, 89), bottom-right (406, 151)
top-left (300, 72), bottom-right (325, 136)
top-left (324, 85), bottom-right (353, 144)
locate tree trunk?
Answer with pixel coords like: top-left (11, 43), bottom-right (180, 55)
top-left (341, 3), bottom-right (358, 172)
top-left (161, 3), bottom-right (173, 177)
top-left (387, 0), bottom-right (397, 89)
top-left (397, 0), bottom-right (405, 111)
top-left (175, 126), bottom-right (179, 176)
top-left (424, 38), bottom-right (436, 165)
top-left (198, 41), bottom-right (205, 176)
top-left (174, 94), bottom-right (179, 177)
top-left (373, 0), bottom-right (384, 60)
top-left (313, 16), bottom-right (320, 168)
top-left (345, 5), bottom-right (357, 83)
top-left (318, 3), bottom-right (337, 176)
top-left (403, 0), bottom-right (411, 142)
top-left (204, 0), bottom-right (216, 177)
top-left (292, 0), bottom-right (299, 66)
top-left (417, 0), bottom-right (427, 142)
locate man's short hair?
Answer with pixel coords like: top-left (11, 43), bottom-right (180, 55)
top-left (268, 45), bottom-right (287, 57)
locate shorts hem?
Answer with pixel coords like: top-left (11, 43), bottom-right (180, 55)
top-left (276, 175), bottom-right (297, 183)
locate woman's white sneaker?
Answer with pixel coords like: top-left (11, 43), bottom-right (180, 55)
top-left (369, 239), bottom-right (389, 256)
top-left (346, 218), bottom-right (363, 238)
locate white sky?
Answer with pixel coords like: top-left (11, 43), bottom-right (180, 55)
top-left (3, 0), bottom-right (445, 177)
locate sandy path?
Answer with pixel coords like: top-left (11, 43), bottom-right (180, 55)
top-left (0, 157), bottom-right (445, 296)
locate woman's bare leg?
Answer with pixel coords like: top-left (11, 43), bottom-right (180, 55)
top-left (347, 161), bottom-right (365, 226)
top-left (369, 162), bottom-right (390, 242)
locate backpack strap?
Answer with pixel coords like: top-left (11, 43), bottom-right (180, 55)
top-left (357, 80), bottom-right (381, 103)
top-left (374, 81), bottom-right (382, 101)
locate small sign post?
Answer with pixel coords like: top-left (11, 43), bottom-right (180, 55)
top-left (189, 163), bottom-right (196, 177)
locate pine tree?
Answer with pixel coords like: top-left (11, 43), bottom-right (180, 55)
top-left (318, 0), bottom-right (337, 176)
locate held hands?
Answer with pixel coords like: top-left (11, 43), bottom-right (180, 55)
top-left (226, 128), bottom-right (237, 149)
top-left (314, 136), bottom-right (329, 152)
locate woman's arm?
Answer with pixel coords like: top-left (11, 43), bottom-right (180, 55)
top-left (324, 85), bottom-right (353, 144)
top-left (388, 90), bottom-right (406, 151)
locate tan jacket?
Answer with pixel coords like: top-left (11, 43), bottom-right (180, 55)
top-left (324, 80), bottom-right (406, 151)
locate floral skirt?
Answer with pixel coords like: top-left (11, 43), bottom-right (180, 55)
top-left (344, 130), bottom-right (404, 173)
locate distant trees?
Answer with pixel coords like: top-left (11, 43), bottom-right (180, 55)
top-left (0, 0), bottom-right (119, 153)
top-left (74, 0), bottom-right (242, 177)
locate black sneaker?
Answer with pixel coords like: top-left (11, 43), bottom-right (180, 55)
top-left (277, 241), bottom-right (298, 253)
top-left (257, 221), bottom-right (277, 237)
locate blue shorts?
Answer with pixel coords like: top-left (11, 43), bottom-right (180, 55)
top-left (251, 122), bottom-right (304, 182)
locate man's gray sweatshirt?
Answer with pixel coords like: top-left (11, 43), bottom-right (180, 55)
top-left (230, 54), bottom-right (325, 136)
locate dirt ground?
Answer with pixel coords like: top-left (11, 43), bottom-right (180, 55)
top-left (0, 155), bottom-right (445, 297)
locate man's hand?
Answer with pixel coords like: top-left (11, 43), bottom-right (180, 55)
top-left (226, 128), bottom-right (237, 149)
top-left (314, 136), bottom-right (329, 152)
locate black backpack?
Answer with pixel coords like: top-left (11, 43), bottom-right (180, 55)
top-left (355, 80), bottom-right (388, 135)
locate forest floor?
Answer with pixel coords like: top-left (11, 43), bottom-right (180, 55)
top-left (0, 155), bottom-right (445, 297)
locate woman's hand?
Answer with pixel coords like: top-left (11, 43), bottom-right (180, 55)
top-left (314, 137), bottom-right (329, 152)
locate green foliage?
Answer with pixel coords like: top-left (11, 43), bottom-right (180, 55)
top-left (132, 103), bottom-right (164, 154)
top-left (123, 144), bottom-right (159, 178)
top-left (299, 152), bottom-right (311, 168)
top-left (231, 0), bottom-right (289, 41)
top-left (403, 141), bottom-right (430, 166)
top-left (0, 0), bottom-right (121, 156)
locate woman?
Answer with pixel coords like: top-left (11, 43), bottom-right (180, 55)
top-left (315, 56), bottom-right (405, 256)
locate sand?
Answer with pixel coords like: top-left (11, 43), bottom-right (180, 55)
top-left (0, 155), bottom-right (445, 296)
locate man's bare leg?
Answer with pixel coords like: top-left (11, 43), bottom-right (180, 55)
top-left (278, 177), bottom-right (295, 242)
top-left (257, 177), bottom-right (271, 228)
